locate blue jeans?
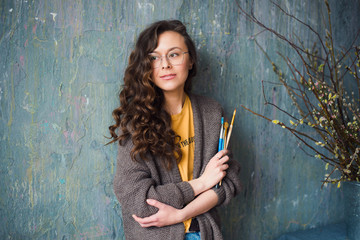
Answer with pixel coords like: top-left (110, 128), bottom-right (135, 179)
top-left (184, 232), bottom-right (201, 240)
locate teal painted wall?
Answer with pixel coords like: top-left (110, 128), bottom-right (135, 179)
top-left (1, 0), bottom-right (359, 239)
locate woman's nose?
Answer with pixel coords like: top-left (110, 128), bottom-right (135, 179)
top-left (160, 56), bottom-right (172, 69)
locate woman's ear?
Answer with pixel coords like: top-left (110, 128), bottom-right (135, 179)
top-left (189, 61), bottom-right (193, 70)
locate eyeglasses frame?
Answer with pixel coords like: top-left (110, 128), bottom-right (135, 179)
top-left (149, 51), bottom-right (189, 69)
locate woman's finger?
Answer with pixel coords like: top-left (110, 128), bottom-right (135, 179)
top-left (132, 214), bottom-right (156, 225)
top-left (146, 199), bottom-right (164, 209)
top-left (221, 164), bottom-right (229, 170)
top-left (216, 149), bottom-right (230, 160)
top-left (220, 155), bottom-right (229, 163)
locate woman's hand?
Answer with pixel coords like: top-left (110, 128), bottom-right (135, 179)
top-left (199, 149), bottom-right (229, 190)
top-left (133, 151), bottom-right (230, 228)
top-left (188, 150), bottom-right (229, 196)
top-left (132, 199), bottom-right (184, 228)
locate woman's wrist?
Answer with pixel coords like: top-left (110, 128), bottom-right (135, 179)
top-left (177, 208), bottom-right (188, 223)
top-left (180, 189), bottom-right (219, 222)
top-left (188, 177), bottom-right (208, 196)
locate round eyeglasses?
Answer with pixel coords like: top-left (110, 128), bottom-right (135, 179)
top-left (148, 51), bottom-right (189, 69)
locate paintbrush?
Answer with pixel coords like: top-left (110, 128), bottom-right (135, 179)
top-left (219, 109), bottom-right (236, 187)
top-left (225, 109), bottom-right (236, 150)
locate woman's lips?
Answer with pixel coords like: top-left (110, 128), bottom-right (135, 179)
top-left (160, 74), bottom-right (176, 80)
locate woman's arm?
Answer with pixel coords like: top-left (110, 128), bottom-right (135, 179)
top-left (132, 189), bottom-right (218, 228)
top-left (114, 135), bottom-right (231, 217)
top-left (188, 149), bottom-right (230, 196)
top-left (211, 148), bottom-right (241, 206)
top-left (113, 140), bottom-right (196, 218)
top-left (132, 150), bottom-right (231, 228)
top-left (132, 148), bottom-right (240, 228)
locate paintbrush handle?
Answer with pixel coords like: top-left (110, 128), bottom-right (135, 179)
top-left (225, 125), bottom-right (233, 150)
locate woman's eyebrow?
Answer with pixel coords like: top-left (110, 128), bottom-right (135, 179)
top-left (151, 47), bottom-right (183, 54)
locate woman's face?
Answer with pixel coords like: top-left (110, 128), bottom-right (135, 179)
top-left (150, 31), bottom-right (193, 95)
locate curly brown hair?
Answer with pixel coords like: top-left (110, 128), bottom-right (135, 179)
top-left (108, 20), bottom-right (197, 169)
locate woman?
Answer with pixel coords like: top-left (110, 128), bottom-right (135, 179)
top-left (108, 20), bottom-right (241, 240)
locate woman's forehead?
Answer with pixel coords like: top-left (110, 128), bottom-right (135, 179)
top-left (153, 31), bottom-right (187, 53)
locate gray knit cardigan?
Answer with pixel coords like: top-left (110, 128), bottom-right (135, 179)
top-left (113, 94), bottom-right (241, 240)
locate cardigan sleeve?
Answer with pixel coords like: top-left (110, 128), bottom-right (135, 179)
top-left (189, 94), bottom-right (242, 207)
top-left (210, 106), bottom-right (242, 207)
top-left (113, 138), bottom-right (195, 218)
top-left (212, 152), bottom-right (241, 206)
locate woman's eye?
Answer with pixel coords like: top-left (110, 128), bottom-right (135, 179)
top-left (168, 52), bottom-right (179, 58)
top-left (149, 55), bottom-right (159, 61)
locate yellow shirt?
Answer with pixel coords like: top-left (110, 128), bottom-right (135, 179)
top-left (171, 95), bottom-right (195, 232)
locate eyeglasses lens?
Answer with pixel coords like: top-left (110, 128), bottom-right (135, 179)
top-left (149, 51), bottom-right (186, 68)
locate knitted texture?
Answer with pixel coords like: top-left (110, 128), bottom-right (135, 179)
top-left (113, 94), bottom-right (241, 240)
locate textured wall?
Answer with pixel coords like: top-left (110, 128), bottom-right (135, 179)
top-left (1, 0), bottom-right (359, 239)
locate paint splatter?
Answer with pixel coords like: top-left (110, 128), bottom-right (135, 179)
top-left (50, 12), bottom-right (57, 21)
top-left (19, 56), bottom-right (24, 66)
top-left (32, 24), bottom-right (37, 34)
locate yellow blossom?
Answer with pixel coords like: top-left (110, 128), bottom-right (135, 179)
top-left (337, 182), bottom-right (341, 188)
top-left (290, 120), bottom-right (295, 125)
top-left (315, 154), bottom-right (321, 159)
top-left (325, 163), bottom-right (329, 170)
top-left (272, 120), bottom-right (280, 124)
